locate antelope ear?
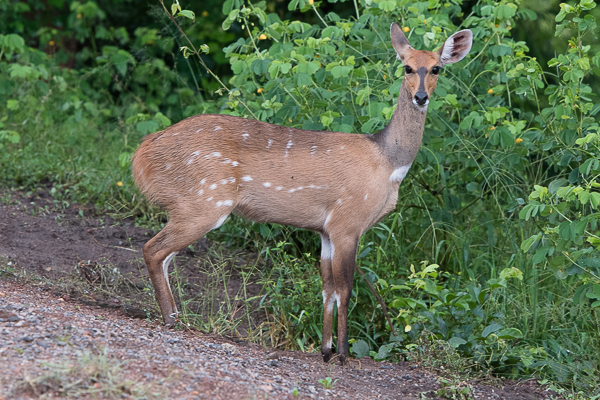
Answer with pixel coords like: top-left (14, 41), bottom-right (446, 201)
top-left (437, 29), bottom-right (473, 66)
top-left (390, 22), bottom-right (413, 62)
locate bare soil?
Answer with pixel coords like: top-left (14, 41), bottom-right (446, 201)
top-left (0, 188), bottom-right (562, 399)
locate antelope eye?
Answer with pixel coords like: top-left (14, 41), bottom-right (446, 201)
top-left (431, 66), bottom-right (440, 75)
top-left (404, 66), bottom-right (413, 74)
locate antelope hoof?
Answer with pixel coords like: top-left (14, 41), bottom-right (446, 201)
top-left (164, 311), bottom-right (179, 327)
top-left (322, 350), bottom-right (333, 363)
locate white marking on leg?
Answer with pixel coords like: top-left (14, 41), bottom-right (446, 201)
top-left (389, 163), bottom-right (412, 182)
top-left (325, 337), bottom-right (332, 351)
top-left (214, 126), bottom-right (222, 131)
top-left (211, 215), bottom-right (228, 230)
top-left (210, 184), bottom-right (217, 190)
top-left (263, 182), bottom-right (271, 188)
top-left (241, 175), bottom-right (253, 182)
top-left (335, 292), bottom-right (341, 309)
top-left (321, 235), bottom-right (334, 260)
top-left (162, 252), bottom-right (177, 294)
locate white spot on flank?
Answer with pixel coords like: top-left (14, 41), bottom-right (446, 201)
top-left (336, 199), bottom-right (342, 205)
top-left (207, 197), bottom-right (213, 201)
top-left (196, 128), bottom-right (203, 133)
top-left (227, 177), bottom-right (236, 183)
top-left (275, 186), bottom-right (282, 191)
top-left (288, 188), bottom-right (296, 193)
top-left (326, 149), bottom-right (331, 153)
top-left (341, 146), bottom-right (345, 150)
top-left (214, 126), bottom-right (222, 131)
top-left (286, 140), bottom-right (293, 149)
top-left (241, 175), bottom-right (253, 182)
top-left (197, 189), bottom-right (203, 196)
top-left (389, 163), bottom-right (412, 182)
top-left (211, 215), bottom-right (228, 230)
top-left (200, 178), bottom-right (206, 185)
top-left (220, 179), bottom-right (228, 185)
top-left (216, 201), bottom-right (223, 207)
top-left (210, 184), bottom-right (217, 190)
top-left (310, 146), bottom-right (317, 155)
top-left (231, 161), bottom-right (239, 167)
top-left (263, 182), bottom-right (271, 187)
top-left (187, 159), bottom-right (193, 165)
top-left (211, 152), bottom-right (221, 158)
top-left (165, 163), bottom-right (171, 170)
top-left (242, 133), bottom-right (249, 141)
top-left (266, 139), bottom-right (273, 149)
top-left (364, 193), bottom-right (369, 200)
top-left (223, 200), bottom-right (233, 207)
top-left (172, 132), bottom-right (179, 136)
top-left (191, 151), bottom-right (199, 157)
top-left (321, 235), bottom-right (335, 260)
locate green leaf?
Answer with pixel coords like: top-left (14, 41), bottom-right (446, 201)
top-left (136, 120), bottom-right (159, 134)
top-left (448, 337), bottom-right (467, 348)
top-left (532, 246), bottom-right (551, 265)
top-left (497, 328), bottom-right (523, 339)
top-left (177, 10), bottom-right (195, 22)
top-left (351, 340), bottom-right (370, 359)
top-left (331, 65), bottom-right (353, 78)
top-left (482, 323), bottom-right (502, 338)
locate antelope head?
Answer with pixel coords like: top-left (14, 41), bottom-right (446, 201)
top-left (390, 23), bottom-right (473, 109)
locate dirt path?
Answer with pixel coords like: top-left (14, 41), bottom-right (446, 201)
top-left (0, 190), bottom-right (560, 399)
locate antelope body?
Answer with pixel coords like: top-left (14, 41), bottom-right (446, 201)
top-left (132, 24), bottom-right (472, 363)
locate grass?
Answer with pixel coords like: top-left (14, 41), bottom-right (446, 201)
top-left (16, 348), bottom-right (169, 399)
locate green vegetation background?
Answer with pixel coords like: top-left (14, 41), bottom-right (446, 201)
top-left (2, 0), bottom-right (600, 396)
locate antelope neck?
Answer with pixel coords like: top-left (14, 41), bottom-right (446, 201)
top-left (370, 80), bottom-right (427, 169)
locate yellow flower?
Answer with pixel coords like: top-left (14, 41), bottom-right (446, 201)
top-left (405, 324), bottom-right (412, 332)
top-left (49, 40), bottom-right (55, 46)
top-left (259, 34), bottom-right (267, 40)
top-left (308, 0), bottom-right (314, 4)
top-left (490, 126), bottom-right (495, 130)
top-left (257, 88), bottom-right (264, 94)
top-left (77, 13), bottom-right (82, 19)
top-left (117, 181), bottom-right (123, 187)
top-left (423, 20), bottom-right (427, 24)
top-left (516, 138), bottom-right (523, 144)
top-left (202, 10), bottom-right (208, 17)
top-left (495, 24), bottom-right (499, 28)
top-left (488, 89), bottom-right (493, 94)
top-left (383, 74), bottom-right (387, 79)
top-left (403, 27), bottom-right (410, 33)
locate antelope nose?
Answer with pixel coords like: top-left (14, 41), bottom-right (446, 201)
top-left (415, 92), bottom-right (428, 106)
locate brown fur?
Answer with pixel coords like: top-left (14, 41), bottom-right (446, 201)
top-left (131, 23), bottom-right (472, 364)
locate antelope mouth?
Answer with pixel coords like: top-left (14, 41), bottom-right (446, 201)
top-left (412, 99), bottom-right (429, 111)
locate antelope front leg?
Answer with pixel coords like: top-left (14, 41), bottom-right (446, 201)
top-left (330, 235), bottom-right (359, 365)
top-left (320, 234), bottom-right (336, 362)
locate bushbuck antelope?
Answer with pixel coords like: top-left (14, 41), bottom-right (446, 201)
top-left (132, 23), bottom-right (472, 364)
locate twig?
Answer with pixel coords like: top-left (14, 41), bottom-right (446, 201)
top-left (355, 264), bottom-right (397, 338)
